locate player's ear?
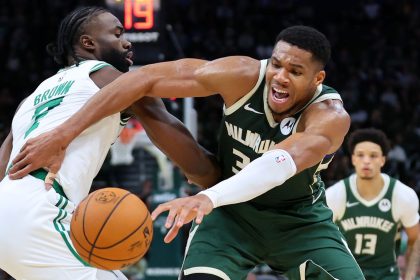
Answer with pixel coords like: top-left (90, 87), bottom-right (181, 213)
top-left (380, 156), bottom-right (386, 167)
top-left (80, 35), bottom-right (95, 51)
top-left (351, 153), bottom-right (356, 166)
top-left (314, 70), bottom-right (325, 86)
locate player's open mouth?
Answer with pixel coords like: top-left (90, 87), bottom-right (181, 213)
top-left (126, 51), bottom-right (134, 66)
top-left (271, 87), bottom-right (289, 104)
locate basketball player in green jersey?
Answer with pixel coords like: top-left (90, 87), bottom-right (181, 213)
top-left (9, 26), bottom-right (365, 279)
top-left (326, 128), bottom-right (419, 280)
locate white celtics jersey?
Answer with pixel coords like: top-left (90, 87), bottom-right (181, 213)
top-left (9, 60), bottom-right (127, 204)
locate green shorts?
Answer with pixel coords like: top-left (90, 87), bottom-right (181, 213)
top-left (181, 199), bottom-right (364, 280)
top-left (361, 264), bottom-right (399, 280)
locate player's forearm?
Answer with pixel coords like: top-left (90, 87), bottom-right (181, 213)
top-left (57, 69), bottom-right (155, 146)
top-left (200, 149), bottom-right (296, 207)
top-left (184, 150), bottom-right (221, 189)
top-left (0, 131), bottom-right (12, 180)
top-left (131, 99), bottom-right (221, 188)
top-left (405, 237), bottom-right (420, 279)
top-left (275, 132), bottom-right (333, 173)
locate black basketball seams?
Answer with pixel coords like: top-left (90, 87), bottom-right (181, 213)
top-left (93, 211), bottom-right (152, 249)
top-left (71, 225), bottom-right (147, 263)
top-left (87, 192), bottom-right (132, 262)
top-left (81, 192), bottom-right (96, 247)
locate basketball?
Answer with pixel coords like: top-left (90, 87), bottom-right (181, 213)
top-left (70, 187), bottom-right (153, 270)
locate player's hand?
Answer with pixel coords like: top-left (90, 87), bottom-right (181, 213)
top-left (8, 129), bottom-right (67, 188)
top-left (151, 194), bottom-right (214, 243)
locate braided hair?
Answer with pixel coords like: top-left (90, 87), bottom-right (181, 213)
top-left (46, 6), bottom-right (108, 66)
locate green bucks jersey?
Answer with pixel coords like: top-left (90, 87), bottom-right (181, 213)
top-left (327, 173), bottom-right (420, 274)
top-left (218, 59), bottom-right (342, 208)
top-left (337, 175), bottom-right (398, 268)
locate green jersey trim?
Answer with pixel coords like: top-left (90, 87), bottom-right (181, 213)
top-left (57, 60), bottom-right (89, 73)
top-left (53, 205), bottom-right (91, 267)
top-left (30, 168), bottom-right (67, 199)
top-left (90, 62), bottom-right (113, 73)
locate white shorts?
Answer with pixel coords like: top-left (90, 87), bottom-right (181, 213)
top-left (0, 175), bottom-right (127, 280)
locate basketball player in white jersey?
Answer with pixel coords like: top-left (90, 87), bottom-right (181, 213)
top-left (0, 6), bottom-right (219, 280)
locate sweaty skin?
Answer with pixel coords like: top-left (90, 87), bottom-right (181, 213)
top-left (3, 11), bottom-right (220, 189)
top-left (9, 42), bottom-right (350, 243)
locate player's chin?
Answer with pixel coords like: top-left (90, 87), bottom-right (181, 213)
top-left (268, 100), bottom-right (290, 116)
top-left (359, 174), bottom-right (373, 180)
top-left (116, 64), bottom-right (130, 73)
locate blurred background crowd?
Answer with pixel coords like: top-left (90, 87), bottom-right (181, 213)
top-left (0, 0), bottom-right (419, 279)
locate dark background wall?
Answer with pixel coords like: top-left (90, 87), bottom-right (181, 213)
top-left (1, 0), bottom-right (418, 191)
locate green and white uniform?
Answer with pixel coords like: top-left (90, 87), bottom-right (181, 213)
top-left (0, 60), bottom-right (128, 280)
top-left (181, 60), bottom-right (364, 280)
top-left (326, 174), bottom-right (419, 280)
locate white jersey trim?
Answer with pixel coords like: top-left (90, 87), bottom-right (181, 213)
top-left (349, 174), bottom-right (390, 207)
top-left (327, 173), bottom-right (420, 227)
top-left (183, 267), bottom-right (230, 280)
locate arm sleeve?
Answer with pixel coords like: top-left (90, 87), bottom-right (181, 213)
top-left (200, 149), bottom-right (296, 208)
top-left (393, 181), bottom-right (420, 228)
top-left (325, 181), bottom-right (347, 222)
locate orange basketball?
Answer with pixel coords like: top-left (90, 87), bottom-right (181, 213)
top-left (70, 187), bottom-right (153, 270)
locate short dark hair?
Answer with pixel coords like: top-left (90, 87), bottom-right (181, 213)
top-left (46, 6), bottom-right (108, 66)
top-left (348, 128), bottom-right (391, 155)
top-left (275, 25), bottom-right (331, 68)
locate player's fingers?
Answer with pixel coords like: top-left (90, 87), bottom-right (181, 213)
top-left (11, 148), bottom-right (28, 166)
top-left (176, 204), bottom-right (195, 227)
top-left (44, 171), bottom-right (56, 190)
top-left (195, 207), bottom-right (206, 224)
top-left (45, 183), bottom-right (53, 191)
top-left (195, 200), bottom-right (212, 224)
top-left (150, 203), bottom-right (171, 221)
top-left (165, 205), bottom-right (181, 228)
top-left (9, 163), bottom-right (34, 180)
top-left (47, 155), bottom-right (63, 176)
top-left (164, 219), bottom-right (182, 243)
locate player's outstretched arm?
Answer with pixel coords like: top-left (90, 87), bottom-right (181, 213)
top-left (9, 56), bottom-right (258, 180)
top-left (130, 97), bottom-right (221, 188)
top-left (151, 194), bottom-right (213, 243)
top-left (45, 57), bottom-right (257, 146)
top-left (198, 99), bottom-right (350, 208)
top-left (151, 100), bottom-right (350, 243)
top-left (274, 99), bottom-right (350, 172)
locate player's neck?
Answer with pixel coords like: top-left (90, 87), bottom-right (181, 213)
top-left (355, 174), bottom-right (384, 200)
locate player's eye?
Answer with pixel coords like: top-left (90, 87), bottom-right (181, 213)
top-left (291, 70), bottom-right (302, 76)
top-left (271, 61), bottom-right (281, 69)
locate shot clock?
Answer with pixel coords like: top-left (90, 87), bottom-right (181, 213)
top-left (105, 0), bottom-right (166, 65)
